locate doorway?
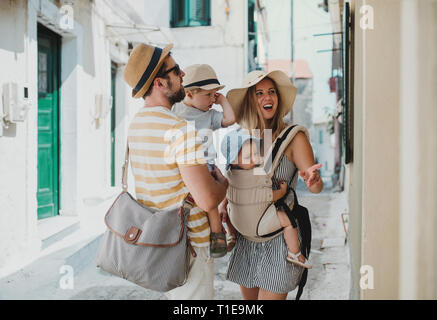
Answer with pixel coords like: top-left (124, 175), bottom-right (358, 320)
top-left (37, 24), bottom-right (61, 220)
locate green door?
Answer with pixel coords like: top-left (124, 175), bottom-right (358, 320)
top-left (110, 62), bottom-right (117, 187)
top-left (37, 24), bottom-right (60, 220)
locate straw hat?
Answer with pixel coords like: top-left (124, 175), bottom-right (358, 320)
top-left (183, 64), bottom-right (225, 91)
top-left (124, 43), bottom-right (174, 99)
top-left (226, 70), bottom-right (298, 119)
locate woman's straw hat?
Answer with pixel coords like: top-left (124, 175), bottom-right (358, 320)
top-left (226, 70), bottom-right (298, 119)
top-left (124, 43), bottom-right (174, 99)
top-left (183, 64), bottom-right (225, 91)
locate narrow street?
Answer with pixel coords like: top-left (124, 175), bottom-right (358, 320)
top-left (0, 186), bottom-right (350, 300)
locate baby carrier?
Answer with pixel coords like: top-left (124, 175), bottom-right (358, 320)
top-left (225, 124), bottom-right (312, 300)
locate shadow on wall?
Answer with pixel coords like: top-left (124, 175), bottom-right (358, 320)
top-left (80, 8), bottom-right (95, 77)
top-left (115, 67), bottom-right (127, 129)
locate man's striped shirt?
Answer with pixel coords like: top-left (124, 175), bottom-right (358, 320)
top-left (127, 106), bottom-right (210, 247)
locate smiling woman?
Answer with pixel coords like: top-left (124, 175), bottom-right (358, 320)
top-left (223, 69), bottom-right (323, 300)
top-left (255, 78), bottom-right (279, 120)
top-left (230, 70), bottom-right (296, 141)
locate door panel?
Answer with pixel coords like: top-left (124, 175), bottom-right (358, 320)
top-left (37, 25), bottom-right (60, 220)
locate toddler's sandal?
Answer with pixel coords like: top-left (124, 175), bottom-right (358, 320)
top-left (286, 251), bottom-right (312, 269)
top-left (227, 234), bottom-right (236, 252)
top-left (210, 232), bottom-right (227, 258)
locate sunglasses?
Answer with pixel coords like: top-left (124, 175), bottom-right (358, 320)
top-left (161, 64), bottom-right (181, 76)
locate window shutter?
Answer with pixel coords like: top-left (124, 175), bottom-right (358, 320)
top-left (171, 0), bottom-right (187, 27)
top-left (171, 0), bottom-right (210, 28)
top-left (188, 0), bottom-right (210, 26)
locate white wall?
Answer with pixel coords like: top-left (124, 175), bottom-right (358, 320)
top-left (142, 0), bottom-right (248, 96)
top-left (264, 0), bottom-right (292, 61)
top-left (398, 0), bottom-right (437, 299)
top-left (0, 0), bottom-right (140, 273)
top-left (65, 0), bottom-right (141, 206)
top-left (0, 0), bottom-right (41, 272)
top-left (294, 0), bottom-right (337, 122)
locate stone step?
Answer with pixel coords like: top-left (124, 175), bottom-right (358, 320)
top-left (65, 234), bottom-right (103, 275)
top-left (38, 216), bottom-right (81, 250)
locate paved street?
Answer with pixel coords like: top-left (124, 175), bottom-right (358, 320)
top-left (0, 187), bottom-right (350, 300)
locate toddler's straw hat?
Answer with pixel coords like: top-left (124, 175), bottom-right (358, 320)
top-left (183, 64), bottom-right (225, 91)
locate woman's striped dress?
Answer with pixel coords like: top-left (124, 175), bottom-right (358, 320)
top-left (226, 154), bottom-right (305, 294)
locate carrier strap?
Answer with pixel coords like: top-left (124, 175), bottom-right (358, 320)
top-left (261, 125), bottom-right (311, 300)
top-left (259, 126), bottom-right (301, 239)
top-left (263, 125), bottom-right (309, 178)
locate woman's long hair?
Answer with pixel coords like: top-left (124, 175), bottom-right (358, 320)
top-left (238, 77), bottom-right (288, 141)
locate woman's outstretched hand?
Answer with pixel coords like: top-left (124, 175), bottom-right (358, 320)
top-left (299, 163), bottom-right (323, 190)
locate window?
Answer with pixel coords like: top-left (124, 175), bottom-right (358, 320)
top-left (319, 130), bottom-right (324, 144)
top-left (171, 0), bottom-right (211, 28)
top-left (248, 0), bottom-right (258, 71)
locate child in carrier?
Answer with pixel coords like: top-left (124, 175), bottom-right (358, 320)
top-left (172, 64), bottom-right (236, 258)
top-left (221, 129), bottom-right (312, 269)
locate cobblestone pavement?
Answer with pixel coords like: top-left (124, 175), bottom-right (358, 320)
top-left (69, 187), bottom-right (350, 300)
top-left (0, 187), bottom-right (350, 300)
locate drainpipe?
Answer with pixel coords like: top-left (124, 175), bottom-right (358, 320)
top-left (291, 0), bottom-right (294, 83)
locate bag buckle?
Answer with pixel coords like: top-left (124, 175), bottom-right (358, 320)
top-left (124, 226), bottom-right (142, 244)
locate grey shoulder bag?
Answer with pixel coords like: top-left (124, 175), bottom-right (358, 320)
top-left (95, 144), bottom-right (196, 292)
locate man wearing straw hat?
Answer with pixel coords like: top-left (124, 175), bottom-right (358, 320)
top-left (124, 43), bottom-right (229, 300)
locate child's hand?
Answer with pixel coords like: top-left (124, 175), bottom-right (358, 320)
top-left (214, 93), bottom-right (226, 105)
top-left (278, 181), bottom-right (288, 198)
top-left (272, 181), bottom-right (288, 201)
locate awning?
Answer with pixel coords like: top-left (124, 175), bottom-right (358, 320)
top-left (105, 23), bottom-right (161, 43)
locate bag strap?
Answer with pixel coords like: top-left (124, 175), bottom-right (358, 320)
top-left (122, 143), bottom-right (129, 192)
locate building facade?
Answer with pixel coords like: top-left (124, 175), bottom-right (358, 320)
top-left (141, 0), bottom-right (249, 96)
top-left (0, 0), bottom-right (146, 274)
top-left (0, 0), bottom-right (262, 276)
top-left (334, 0), bottom-right (437, 299)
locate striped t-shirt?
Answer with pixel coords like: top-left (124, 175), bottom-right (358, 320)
top-left (127, 106), bottom-right (210, 247)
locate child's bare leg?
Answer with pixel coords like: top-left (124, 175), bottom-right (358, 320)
top-left (223, 215), bottom-right (237, 252)
top-left (208, 207), bottom-right (222, 232)
top-left (277, 210), bottom-right (306, 264)
top-left (219, 199), bottom-right (236, 251)
top-left (224, 216), bottom-right (236, 237)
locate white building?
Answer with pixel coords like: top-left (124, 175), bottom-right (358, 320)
top-left (142, 0), bottom-right (249, 96)
top-left (0, 0), bottom-right (150, 274)
top-left (140, 0), bottom-right (274, 168)
top-left (0, 0), bottom-right (262, 275)
top-left (293, 0), bottom-right (337, 123)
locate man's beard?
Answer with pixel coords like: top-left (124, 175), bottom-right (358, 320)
top-left (166, 80), bottom-right (186, 105)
